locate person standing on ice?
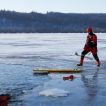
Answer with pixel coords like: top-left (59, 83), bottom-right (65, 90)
top-left (77, 27), bottom-right (100, 67)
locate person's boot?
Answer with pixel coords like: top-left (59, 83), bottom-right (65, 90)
top-left (96, 59), bottom-right (100, 67)
top-left (77, 57), bottom-right (84, 66)
top-left (77, 63), bottom-right (83, 66)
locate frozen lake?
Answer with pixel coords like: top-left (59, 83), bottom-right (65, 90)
top-left (0, 33), bottom-right (106, 106)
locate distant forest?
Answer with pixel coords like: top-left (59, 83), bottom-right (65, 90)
top-left (0, 10), bottom-right (106, 33)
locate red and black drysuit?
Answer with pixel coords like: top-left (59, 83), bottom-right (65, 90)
top-left (79, 32), bottom-right (100, 66)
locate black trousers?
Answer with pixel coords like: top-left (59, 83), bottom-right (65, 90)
top-left (81, 50), bottom-right (100, 61)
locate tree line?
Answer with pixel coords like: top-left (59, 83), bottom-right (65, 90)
top-left (0, 10), bottom-right (106, 33)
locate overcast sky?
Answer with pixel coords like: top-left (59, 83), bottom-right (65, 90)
top-left (0, 0), bottom-right (106, 13)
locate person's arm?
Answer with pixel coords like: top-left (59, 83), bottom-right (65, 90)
top-left (84, 35), bottom-right (89, 49)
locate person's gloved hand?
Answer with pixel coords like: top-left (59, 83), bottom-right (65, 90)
top-left (88, 41), bottom-right (94, 47)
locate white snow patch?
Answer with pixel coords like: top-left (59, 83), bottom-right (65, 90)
top-left (39, 88), bottom-right (70, 97)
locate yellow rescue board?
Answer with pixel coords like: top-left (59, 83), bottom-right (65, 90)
top-left (33, 69), bottom-right (82, 74)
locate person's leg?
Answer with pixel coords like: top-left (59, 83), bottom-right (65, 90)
top-left (77, 50), bottom-right (89, 66)
top-left (92, 53), bottom-right (100, 67)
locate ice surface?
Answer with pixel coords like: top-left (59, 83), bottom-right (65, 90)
top-left (0, 33), bottom-right (106, 106)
